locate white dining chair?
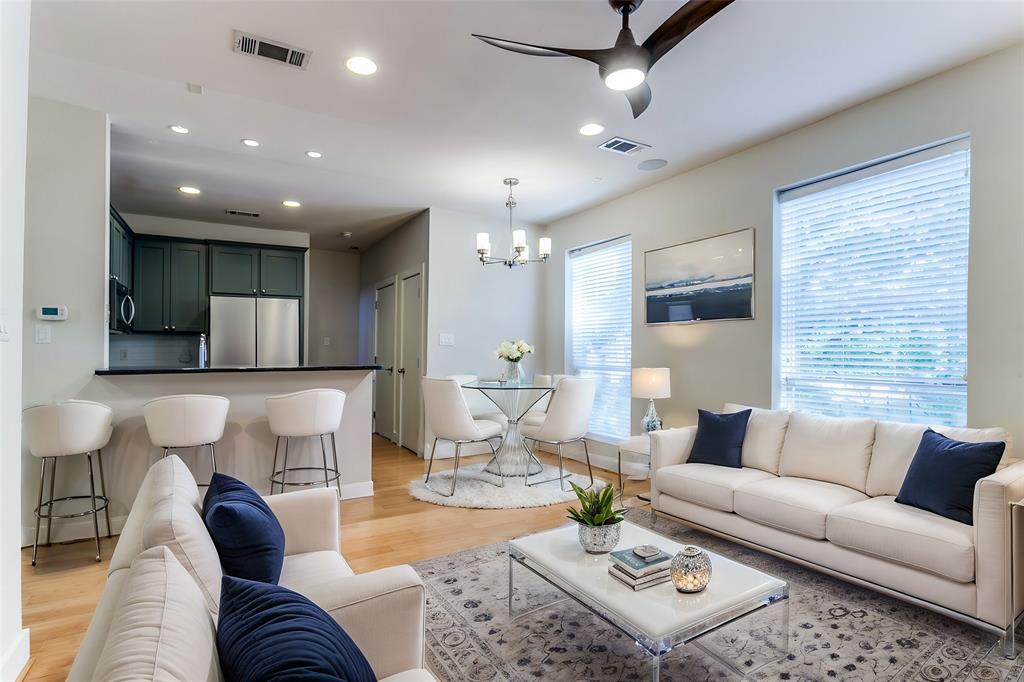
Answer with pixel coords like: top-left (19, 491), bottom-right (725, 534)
top-left (446, 374), bottom-right (507, 433)
top-left (422, 377), bottom-right (505, 497)
top-left (521, 373), bottom-right (573, 427)
top-left (521, 376), bottom-right (596, 491)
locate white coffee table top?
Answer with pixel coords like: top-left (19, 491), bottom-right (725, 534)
top-left (510, 521), bottom-right (787, 647)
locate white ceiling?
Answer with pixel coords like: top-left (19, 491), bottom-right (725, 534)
top-left (29, 0), bottom-right (1024, 250)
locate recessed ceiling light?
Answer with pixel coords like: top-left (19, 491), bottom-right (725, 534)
top-left (282, 200), bottom-right (301, 208)
top-left (241, 138), bottom-right (260, 147)
top-left (578, 123), bottom-right (604, 136)
top-left (637, 158), bottom-right (668, 171)
top-left (178, 186), bottom-right (201, 195)
top-left (305, 150), bottom-right (323, 159)
top-left (169, 124), bottom-right (189, 134)
top-left (345, 56), bottom-right (377, 76)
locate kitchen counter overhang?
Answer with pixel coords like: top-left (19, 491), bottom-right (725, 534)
top-left (95, 364), bottom-right (381, 376)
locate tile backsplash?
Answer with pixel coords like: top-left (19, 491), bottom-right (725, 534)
top-left (109, 333), bottom-right (200, 369)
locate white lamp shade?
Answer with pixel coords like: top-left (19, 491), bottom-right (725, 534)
top-left (476, 232), bottom-right (491, 251)
top-left (512, 229), bottom-right (527, 248)
top-left (632, 367), bottom-right (671, 399)
top-left (539, 237), bottom-right (552, 257)
top-left (521, 245), bottom-right (530, 260)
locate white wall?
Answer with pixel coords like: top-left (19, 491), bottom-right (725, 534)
top-left (541, 45), bottom-right (1024, 442)
top-left (308, 249), bottom-right (360, 365)
top-left (0, 3), bottom-right (32, 678)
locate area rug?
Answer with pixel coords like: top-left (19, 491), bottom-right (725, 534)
top-left (412, 511), bottom-right (1024, 681)
top-left (409, 463), bottom-right (607, 509)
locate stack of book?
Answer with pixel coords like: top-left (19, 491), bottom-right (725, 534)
top-left (608, 547), bottom-right (671, 591)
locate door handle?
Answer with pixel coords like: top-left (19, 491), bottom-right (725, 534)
top-left (381, 366), bottom-right (393, 374)
top-left (397, 368), bottom-right (406, 375)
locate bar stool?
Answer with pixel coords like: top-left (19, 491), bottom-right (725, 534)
top-left (143, 395), bottom-right (230, 486)
top-left (266, 389), bottom-right (345, 498)
top-left (23, 400), bottom-right (114, 565)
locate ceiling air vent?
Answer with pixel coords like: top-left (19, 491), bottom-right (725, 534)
top-left (225, 209), bottom-right (261, 218)
top-left (599, 136), bottom-right (651, 156)
top-left (233, 30), bottom-right (311, 70)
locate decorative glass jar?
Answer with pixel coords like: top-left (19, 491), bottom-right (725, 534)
top-left (501, 360), bottom-right (525, 385)
top-left (670, 545), bottom-right (712, 593)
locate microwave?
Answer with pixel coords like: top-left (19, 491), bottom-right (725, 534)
top-left (109, 278), bottom-right (134, 333)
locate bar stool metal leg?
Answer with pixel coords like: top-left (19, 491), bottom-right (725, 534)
top-left (31, 458), bottom-right (47, 566)
top-left (320, 435), bottom-right (331, 491)
top-left (270, 436), bottom-right (282, 494)
top-left (87, 452), bottom-right (101, 562)
top-left (46, 457), bottom-right (57, 546)
top-left (330, 433), bottom-right (342, 500)
top-left (281, 437), bottom-right (291, 491)
top-left (97, 448), bottom-right (112, 537)
top-left (210, 443), bottom-right (218, 477)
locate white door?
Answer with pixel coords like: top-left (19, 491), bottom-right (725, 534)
top-left (374, 283), bottom-right (397, 443)
top-left (398, 273), bottom-right (422, 453)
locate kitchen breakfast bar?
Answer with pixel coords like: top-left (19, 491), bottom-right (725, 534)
top-left (82, 365), bottom-right (380, 533)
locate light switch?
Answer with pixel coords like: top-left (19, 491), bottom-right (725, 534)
top-left (323, 336), bottom-right (331, 346)
top-left (35, 324), bottom-right (51, 344)
top-left (439, 333), bottom-right (455, 347)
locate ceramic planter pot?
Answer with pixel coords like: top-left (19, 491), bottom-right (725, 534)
top-left (577, 522), bottom-right (622, 554)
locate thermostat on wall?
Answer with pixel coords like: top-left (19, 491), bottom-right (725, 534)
top-left (36, 306), bottom-right (68, 321)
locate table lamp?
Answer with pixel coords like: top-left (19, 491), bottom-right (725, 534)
top-left (632, 367), bottom-right (670, 433)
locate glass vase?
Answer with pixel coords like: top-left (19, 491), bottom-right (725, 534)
top-left (502, 360), bottom-right (525, 385)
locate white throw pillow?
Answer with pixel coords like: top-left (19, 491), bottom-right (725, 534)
top-left (93, 546), bottom-right (221, 682)
top-left (778, 412), bottom-right (876, 492)
top-left (867, 421), bottom-right (1011, 497)
top-left (723, 403), bottom-right (790, 474)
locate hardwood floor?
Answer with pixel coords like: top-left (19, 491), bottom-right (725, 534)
top-left (20, 434), bottom-right (647, 681)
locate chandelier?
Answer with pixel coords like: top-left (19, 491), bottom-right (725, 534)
top-left (476, 178), bottom-right (551, 268)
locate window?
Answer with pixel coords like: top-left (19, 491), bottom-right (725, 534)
top-left (776, 139), bottom-right (970, 425)
top-left (567, 237), bottom-right (632, 440)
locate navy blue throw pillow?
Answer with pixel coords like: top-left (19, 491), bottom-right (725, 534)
top-left (687, 409), bottom-right (752, 468)
top-left (895, 429), bottom-right (1004, 525)
top-left (203, 473), bottom-right (285, 584)
top-left (218, 576), bottom-right (377, 682)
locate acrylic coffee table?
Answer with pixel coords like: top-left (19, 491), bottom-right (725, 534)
top-left (508, 521), bottom-right (789, 681)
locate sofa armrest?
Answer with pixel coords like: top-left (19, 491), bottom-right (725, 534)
top-left (649, 426), bottom-right (697, 506)
top-left (262, 488), bottom-right (339, 556)
top-left (296, 565), bottom-right (426, 679)
top-left (974, 460), bottom-right (1024, 629)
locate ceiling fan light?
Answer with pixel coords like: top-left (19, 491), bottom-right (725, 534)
top-left (604, 68), bottom-right (646, 91)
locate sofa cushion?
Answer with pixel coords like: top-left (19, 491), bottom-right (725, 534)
top-left (867, 421), bottom-right (1012, 497)
top-left (380, 670), bottom-right (440, 682)
top-left (92, 546), bottom-right (221, 682)
top-left (142, 496), bottom-right (223, 615)
top-left (896, 429), bottom-right (1004, 525)
top-left (723, 403), bottom-right (790, 474)
top-left (217, 575), bottom-right (377, 682)
top-left (734, 477), bottom-right (867, 539)
top-left (778, 412), bottom-right (876, 492)
top-left (280, 550), bottom-right (356, 594)
top-left (655, 463), bottom-right (775, 512)
top-left (827, 496), bottom-right (976, 583)
top-left (203, 473), bottom-right (285, 584)
top-left (687, 409), bottom-right (751, 468)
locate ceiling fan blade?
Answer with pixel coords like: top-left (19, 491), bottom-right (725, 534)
top-left (641, 0), bottom-right (735, 67)
top-left (624, 81), bottom-right (652, 119)
top-left (473, 34), bottom-right (613, 66)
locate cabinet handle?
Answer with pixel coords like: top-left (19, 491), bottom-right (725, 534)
top-left (252, 289), bottom-right (256, 294)
top-left (261, 289), bottom-right (266, 294)
top-left (170, 326), bottom-right (176, 331)
top-left (163, 326), bottom-right (169, 331)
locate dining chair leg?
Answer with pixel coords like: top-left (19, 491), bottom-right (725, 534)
top-left (97, 448), bottom-right (112, 537)
top-left (270, 436), bottom-right (281, 494)
top-left (424, 437), bottom-right (439, 485)
top-left (281, 437), bottom-right (291, 491)
top-left (46, 456), bottom-right (58, 546)
top-left (581, 438), bottom-right (595, 491)
top-left (87, 452), bottom-right (101, 562)
top-left (320, 434), bottom-right (331, 492)
top-left (557, 443), bottom-right (569, 492)
top-left (31, 458), bottom-right (46, 566)
top-left (330, 433), bottom-right (342, 500)
top-left (449, 442), bottom-right (462, 497)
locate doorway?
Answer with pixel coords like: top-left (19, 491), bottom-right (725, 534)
top-left (373, 282), bottom-right (397, 443)
top-left (398, 272), bottom-right (422, 454)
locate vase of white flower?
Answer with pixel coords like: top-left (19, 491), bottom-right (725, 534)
top-left (495, 339), bottom-right (534, 385)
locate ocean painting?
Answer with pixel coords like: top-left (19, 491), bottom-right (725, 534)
top-left (645, 228), bottom-right (754, 325)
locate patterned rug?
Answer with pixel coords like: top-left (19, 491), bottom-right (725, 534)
top-left (409, 462), bottom-right (608, 509)
top-left (412, 511), bottom-right (1024, 681)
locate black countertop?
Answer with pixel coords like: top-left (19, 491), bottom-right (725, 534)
top-left (96, 365), bottom-right (381, 376)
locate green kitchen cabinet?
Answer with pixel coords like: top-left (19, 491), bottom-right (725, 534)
top-left (132, 238), bottom-right (207, 332)
top-left (259, 248), bottom-right (304, 297)
top-left (132, 239), bottom-right (170, 332)
top-left (210, 243), bottom-right (260, 295)
top-left (109, 208), bottom-right (134, 286)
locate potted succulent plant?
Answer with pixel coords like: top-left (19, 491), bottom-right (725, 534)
top-left (566, 482), bottom-right (627, 554)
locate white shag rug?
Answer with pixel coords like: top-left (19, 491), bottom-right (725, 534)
top-left (409, 462), bottom-right (607, 509)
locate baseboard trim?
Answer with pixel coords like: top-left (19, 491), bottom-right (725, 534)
top-left (339, 480), bottom-right (373, 500)
top-left (21, 514), bottom-right (127, 549)
top-left (0, 628), bottom-right (30, 682)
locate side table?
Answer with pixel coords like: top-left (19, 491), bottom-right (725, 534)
top-left (618, 434), bottom-right (652, 502)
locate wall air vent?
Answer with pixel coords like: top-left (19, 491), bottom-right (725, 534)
top-left (233, 30), bottom-right (311, 70)
top-left (599, 136), bottom-right (651, 156)
top-left (225, 209), bottom-right (261, 218)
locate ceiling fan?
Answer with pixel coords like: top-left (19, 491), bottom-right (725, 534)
top-left (473, 0), bottom-right (734, 118)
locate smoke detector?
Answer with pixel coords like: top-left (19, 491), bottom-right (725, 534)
top-left (598, 136), bottom-right (651, 156)
top-left (233, 30), bottom-right (311, 70)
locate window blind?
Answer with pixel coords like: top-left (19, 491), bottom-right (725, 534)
top-left (777, 140), bottom-right (970, 425)
top-left (568, 237), bottom-right (632, 440)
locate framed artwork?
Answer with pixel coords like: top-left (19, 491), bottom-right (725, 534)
top-left (644, 227), bottom-right (754, 325)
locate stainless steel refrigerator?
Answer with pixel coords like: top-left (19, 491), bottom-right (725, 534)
top-left (209, 296), bottom-right (300, 368)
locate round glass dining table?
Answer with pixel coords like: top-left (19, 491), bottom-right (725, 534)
top-left (462, 380), bottom-right (553, 477)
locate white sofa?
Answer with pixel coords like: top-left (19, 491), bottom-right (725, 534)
top-left (650, 403), bottom-right (1024, 650)
top-left (69, 455), bottom-right (437, 681)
